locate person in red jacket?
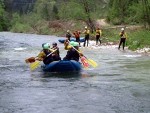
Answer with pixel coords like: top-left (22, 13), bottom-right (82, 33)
top-left (73, 31), bottom-right (81, 46)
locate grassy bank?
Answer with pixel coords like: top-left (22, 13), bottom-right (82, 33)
top-left (127, 30), bottom-right (150, 50)
top-left (101, 28), bottom-right (150, 51)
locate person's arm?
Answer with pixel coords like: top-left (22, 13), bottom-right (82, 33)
top-left (64, 41), bottom-right (72, 50)
top-left (119, 32), bottom-right (123, 37)
top-left (36, 51), bottom-right (45, 61)
top-left (100, 30), bottom-right (102, 37)
top-left (87, 30), bottom-right (90, 34)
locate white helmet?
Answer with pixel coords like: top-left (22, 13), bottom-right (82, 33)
top-left (67, 30), bottom-right (70, 32)
top-left (85, 26), bottom-right (87, 29)
top-left (121, 28), bottom-right (124, 31)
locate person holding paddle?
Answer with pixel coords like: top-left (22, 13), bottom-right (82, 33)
top-left (51, 42), bottom-right (61, 61)
top-left (63, 42), bottom-right (81, 62)
top-left (35, 43), bottom-right (55, 65)
top-left (65, 41), bottom-right (97, 68)
top-left (25, 43), bottom-right (59, 70)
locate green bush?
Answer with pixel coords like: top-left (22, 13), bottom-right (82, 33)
top-left (11, 22), bottom-right (31, 33)
top-left (127, 30), bottom-right (150, 50)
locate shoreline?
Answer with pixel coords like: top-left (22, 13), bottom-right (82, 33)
top-left (85, 41), bottom-right (150, 56)
top-left (1, 31), bottom-right (149, 56)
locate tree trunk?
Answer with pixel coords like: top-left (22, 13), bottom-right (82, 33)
top-left (81, 0), bottom-right (95, 33)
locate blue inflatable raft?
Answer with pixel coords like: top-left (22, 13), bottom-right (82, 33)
top-left (42, 60), bottom-right (82, 72)
top-left (58, 37), bottom-right (85, 43)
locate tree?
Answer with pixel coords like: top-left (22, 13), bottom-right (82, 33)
top-left (80, 0), bottom-right (96, 32)
top-left (33, 0), bottom-right (57, 20)
top-left (142, 0), bottom-right (150, 29)
top-left (0, 0), bottom-right (8, 31)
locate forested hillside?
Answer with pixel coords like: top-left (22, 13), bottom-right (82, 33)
top-left (1, 0), bottom-right (150, 31)
top-left (4, 0), bottom-right (36, 14)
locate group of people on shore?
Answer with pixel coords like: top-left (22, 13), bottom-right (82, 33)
top-left (65, 26), bottom-right (127, 50)
top-left (66, 26), bottom-right (102, 47)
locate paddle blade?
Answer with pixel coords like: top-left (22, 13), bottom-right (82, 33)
top-left (80, 56), bottom-right (89, 68)
top-left (87, 59), bottom-right (98, 68)
top-left (30, 61), bottom-right (40, 71)
top-left (25, 57), bottom-right (36, 63)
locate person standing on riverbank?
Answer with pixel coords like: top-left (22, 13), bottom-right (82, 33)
top-left (66, 30), bottom-right (72, 41)
top-left (73, 31), bottom-right (81, 46)
top-left (95, 27), bottom-right (102, 45)
top-left (83, 26), bottom-right (90, 47)
top-left (118, 28), bottom-right (127, 50)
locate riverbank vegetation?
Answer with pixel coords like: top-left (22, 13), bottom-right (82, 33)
top-left (0, 0), bottom-right (150, 50)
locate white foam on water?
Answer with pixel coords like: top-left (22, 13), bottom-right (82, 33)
top-left (123, 54), bottom-right (142, 58)
top-left (14, 47), bottom-right (27, 51)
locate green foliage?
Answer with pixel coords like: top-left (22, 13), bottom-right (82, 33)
top-left (23, 13), bottom-right (42, 27)
top-left (11, 13), bottom-right (21, 26)
top-left (34, 0), bottom-right (56, 20)
top-left (102, 28), bottom-right (119, 42)
top-left (126, 2), bottom-right (143, 24)
top-left (127, 30), bottom-right (150, 50)
top-left (107, 0), bottom-right (150, 28)
top-left (58, 2), bottom-right (86, 20)
top-left (107, 0), bottom-right (131, 24)
top-left (11, 22), bottom-right (31, 33)
top-left (0, 1), bottom-right (11, 31)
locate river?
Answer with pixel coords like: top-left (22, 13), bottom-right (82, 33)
top-left (0, 32), bottom-right (150, 113)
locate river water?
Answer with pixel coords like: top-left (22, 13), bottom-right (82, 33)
top-left (0, 32), bottom-right (150, 113)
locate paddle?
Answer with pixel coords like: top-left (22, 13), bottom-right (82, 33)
top-left (69, 42), bottom-right (97, 68)
top-left (26, 49), bottom-right (57, 71)
top-left (84, 56), bottom-right (98, 68)
top-left (80, 56), bottom-right (90, 68)
top-left (67, 41), bottom-right (89, 68)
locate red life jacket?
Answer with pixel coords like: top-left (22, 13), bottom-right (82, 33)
top-left (74, 32), bottom-right (80, 38)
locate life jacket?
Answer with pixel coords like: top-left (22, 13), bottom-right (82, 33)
top-left (96, 30), bottom-right (101, 36)
top-left (43, 49), bottom-right (52, 57)
top-left (84, 29), bottom-right (90, 35)
top-left (64, 48), bottom-right (80, 61)
top-left (51, 46), bottom-right (60, 56)
top-left (66, 33), bottom-right (71, 38)
top-left (74, 32), bottom-right (80, 38)
top-left (37, 49), bottom-right (51, 60)
top-left (119, 31), bottom-right (127, 38)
